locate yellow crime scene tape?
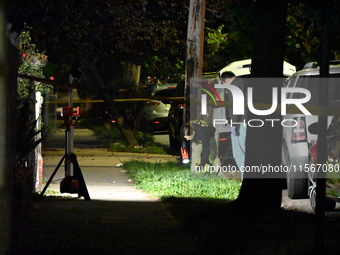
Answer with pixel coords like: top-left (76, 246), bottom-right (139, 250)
top-left (20, 74), bottom-right (340, 116)
top-left (44, 97), bottom-right (184, 104)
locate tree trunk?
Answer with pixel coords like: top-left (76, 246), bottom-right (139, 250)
top-left (123, 62), bottom-right (141, 86)
top-left (315, 1), bottom-right (332, 254)
top-left (102, 95), bottom-right (140, 147)
top-left (236, 0), bottom-right (288, 210)
top-left (87, 63), bottom-right (140, 147)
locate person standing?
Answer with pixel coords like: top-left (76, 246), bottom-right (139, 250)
top-left (220, 71), bottom-right (248, 179)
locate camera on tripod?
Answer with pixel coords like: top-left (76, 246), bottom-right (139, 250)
top-left (61, 106), bottom-right (80, 126)
top-left (40, 105), bottom-right (91, 200)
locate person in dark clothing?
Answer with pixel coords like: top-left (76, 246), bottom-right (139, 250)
top-left (220, 71), bottom-right (248, 179)
top-left (181, 119), bottom-right (220, 173)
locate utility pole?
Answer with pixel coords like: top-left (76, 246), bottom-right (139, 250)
top-left (65, 74), bottom-right (75, 177)
top-left (184, 0), bottom-right (206, 122)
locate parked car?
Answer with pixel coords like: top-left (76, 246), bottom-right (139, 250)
top-left (145, 86), bottom-right (177, 131)
top-left (308, 116), bottom-right (340, 211)
top-left (282, 61), bottom-right (340, 199)
top-left (150, 78), bottom-right (180, 94)
top-left (214, 59), bottom-right (296, 136)
top-left (167, 80), bottom-right (185, 149)
top-left (217, 58), bottom-right (297, 77)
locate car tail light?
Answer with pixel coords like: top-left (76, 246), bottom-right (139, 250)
top-left (154, 121), bottom-right (160, 124)
top-left (147, 101), bottom-right (160, 106)
top-left (291, 116), bottom-right (307, 143)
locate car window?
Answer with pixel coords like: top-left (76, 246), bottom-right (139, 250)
top-left (329, 77), bottom-right (340, 107)
top-left (292, 75), bottom-right (340, 106)
top-left (292, 76), bottom-right (318, 106)
top-left (154, 88), bottom-right (177, 97)
top-left (286, 75), bottom-right (298, 88)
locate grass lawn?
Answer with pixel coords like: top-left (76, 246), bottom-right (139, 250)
top-left (123, 160), bottom-right (241, 200)
top-left (123, 160), bottom-right (340, 255)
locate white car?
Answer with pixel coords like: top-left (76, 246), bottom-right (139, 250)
top-left (212, 59), bottom-right (296, 135)
top-left (217, 58), bottom-right (297, 77)
top-left (145, 85), bottom-right (177, 131)
top-left (282, 61), bottom-right (340, 199)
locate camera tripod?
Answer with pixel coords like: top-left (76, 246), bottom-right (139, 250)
top-left (40, 107), bottom-right (90, 200)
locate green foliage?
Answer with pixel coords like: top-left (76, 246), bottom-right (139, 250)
top-left (204, 1), bottom-right (340, 71)
top-left (16, 118), bottom-right (45, 163)
top-left (285, 1), bottom-right (340, 69)
top-left (9, 0), bottom-right (190, 86)
top-left (17, 26), bottom-right (53, 98)
top-left (130, 142), bottom-right (168, 154)
top-left (123, 160), bottom-right (241, 200)
top-left (9, 0), bottom-right (340, 88)
top-left (108, 142), bottom-right (167, 154)
top-left (203, 1), bottom-right (253, 71)
top-left (285, 2), bottom-right (321, 69)
top-left (93, 125), bottom-right (124, 147)
top-left (206, 25), bottom-right (228, 60)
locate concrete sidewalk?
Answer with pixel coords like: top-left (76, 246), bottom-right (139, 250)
top-left (42, 147), bottom-right (178, 201)
top-left (13, 127), bottom-right (198, 254)
top-left (41, 124), bottom-right (179, 201)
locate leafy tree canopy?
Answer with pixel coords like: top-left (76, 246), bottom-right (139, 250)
top-left (8, 0), bottom-right (339, 87)
top-left (8, 0), bottom-right (191, 85)
top-left (204, 0), bottom-right (339, 71)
